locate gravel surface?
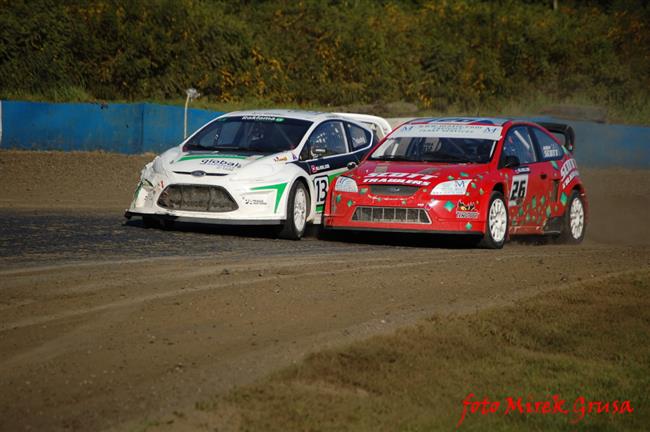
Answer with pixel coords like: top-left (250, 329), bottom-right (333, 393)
top-left (0, 150), bottom-right (648, 431)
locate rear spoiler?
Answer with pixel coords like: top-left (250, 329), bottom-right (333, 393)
top-left (538, 122), bottom-right (575, 153)
top-left (333, 113), bottom-right (393, 140)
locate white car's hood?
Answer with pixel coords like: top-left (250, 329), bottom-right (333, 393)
top-left (171, 153), bottom-right (261, 174)
top-left (161, 150), bottom-right (298, 178)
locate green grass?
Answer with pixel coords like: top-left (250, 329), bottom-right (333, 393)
top-left (191, 271), bottom-right (650, 431)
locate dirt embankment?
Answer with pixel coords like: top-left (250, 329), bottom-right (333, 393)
top-left (0, 150), bottom-right (153, 211)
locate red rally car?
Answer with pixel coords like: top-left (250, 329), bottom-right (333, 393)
top-left (324, 117), bottom-right (587, 249)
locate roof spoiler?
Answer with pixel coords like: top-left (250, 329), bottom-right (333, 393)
top-left (538, 122), bottom-right (575, 153)
top-left (333, 113), bottom-right (393, 139)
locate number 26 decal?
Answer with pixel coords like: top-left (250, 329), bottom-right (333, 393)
top-left (509, 174), bottom-right (528, 205)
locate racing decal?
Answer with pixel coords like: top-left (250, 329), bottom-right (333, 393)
top-left (560, 158), bottom-right (579, 188)
top-left (509, 174), bottom-right (528, 205)
top-left (456, 201), bottom-right (479, 219)
top-left (199, 159), bottom-right (242, 170)
top-left (241, 115), bottom-right (285, 122)
top-left (272, 153), bottom-right (298, 162)
top-left (311, 163), bottom-right (331, 173)
top-left (392, 124), bottom-right (502, 140)
top-left (364, 172), bottom-right (435, 186)
top-left (515, 166), bottom-right (531, 174)
top-left (313, 175), bottom-right (329, 207)
top-left (250, 183), bottom-right (287, 213)
top-left (542, 145), bottom-right (562, 159)
top-left (177, 154), bottom-right (248, 162)
top-left (243, 196), bottom-right (268, 206)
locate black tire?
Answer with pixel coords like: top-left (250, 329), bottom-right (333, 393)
top-left (557, 190), bottom-right (586, 244)
top-left (278, 181), bottom-right (309, 240)
top-left (478, 191), bottom-right (508, 249)
top-left (160, 218), bottom-right (176, 230)
top-left (142, 216), bottom-right (158, 228)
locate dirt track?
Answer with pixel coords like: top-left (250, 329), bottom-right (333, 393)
top-left (0, 150), bottom-right (649, 431)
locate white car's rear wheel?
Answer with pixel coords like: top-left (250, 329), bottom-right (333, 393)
top-left (278, 181), bottom-right (309, 240)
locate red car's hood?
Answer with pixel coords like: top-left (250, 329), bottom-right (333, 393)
top-left (351, 161), bottom-right (490, 186)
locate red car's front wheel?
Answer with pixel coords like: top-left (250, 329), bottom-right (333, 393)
top-left (479, 191), bottom-right (508, 249)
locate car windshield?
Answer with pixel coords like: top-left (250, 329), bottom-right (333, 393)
top-left (369, 136), bottom-right (496, 164)
top-left (185, 116), bottom-right (313, 153)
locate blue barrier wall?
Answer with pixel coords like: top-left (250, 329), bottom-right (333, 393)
top-left (530, 117), bottom-right (650, 168)
top-left (0, 100), bottom-right (222, 154)
top-left (0, 100), bottom-right (648, 167)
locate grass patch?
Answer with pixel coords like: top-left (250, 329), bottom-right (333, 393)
top-left (199, 271), bottom-right (650, 431)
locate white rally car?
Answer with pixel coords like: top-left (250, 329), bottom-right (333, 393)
top-left (125, 110), bottom-right (391, 239)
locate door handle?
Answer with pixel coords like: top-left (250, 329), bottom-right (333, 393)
top-left (540, 173), bottom-right (548, 180)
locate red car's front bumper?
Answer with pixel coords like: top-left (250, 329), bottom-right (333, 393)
top-left (324, 190), bottom-right (486, 235)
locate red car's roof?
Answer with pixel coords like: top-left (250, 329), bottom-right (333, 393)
top-left (405, 117), bottom-right (510, 126)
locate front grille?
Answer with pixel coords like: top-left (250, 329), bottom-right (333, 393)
top-left (370, 185), bottom-right (420, 196)
top-left (352, 207), bottom-right (431, 224)
top-left (157, 185), bottom-right (238, 212)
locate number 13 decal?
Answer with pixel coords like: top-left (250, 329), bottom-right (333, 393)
top-left (314, 176), bottom-right (329, 207)
top-left (509, 174), bottom-right (528, 205)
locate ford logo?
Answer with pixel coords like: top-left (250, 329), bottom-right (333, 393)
top-left (191, 170), bottom-right (206, 177)
top-left (389, 186), bottom-right (401, 192)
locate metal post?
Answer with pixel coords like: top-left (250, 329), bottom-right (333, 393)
top-left (184, 88), bottom-right (200, 139)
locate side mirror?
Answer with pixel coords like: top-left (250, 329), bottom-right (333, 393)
top-left (503, 155), bottom-right (520, 169)
top-left (347, 161), bottom-right (358, 170)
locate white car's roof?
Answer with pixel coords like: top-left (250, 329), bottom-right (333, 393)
top-left (222, 110), bottom-right (393, 138)
top-left (223, 109), bottom-right (338, 122)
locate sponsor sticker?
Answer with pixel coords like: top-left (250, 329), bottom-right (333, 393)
top-left (241, 115), bottom-right (285, 122)
top-left (364, 172), bottom-right (434, 186)
top-left (392, 124), bottom-right (502, 140)
top-left (560, 158), bottom-right (579, 188)
top-left (200, 159), bottom-right (242, 170)
top-left (542, 145), bottom-right (561, 159)
top-left (456, 201), bottom-right (479, 219)
top-left (311, 163), bottom-right (331, 173)
top-left (243, 197), bottom-right (268, 206)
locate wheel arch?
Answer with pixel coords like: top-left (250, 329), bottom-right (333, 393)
top-left (570, 182), bottom-right (588, 221)
top-left (291, 175), bottom-right (313, 220)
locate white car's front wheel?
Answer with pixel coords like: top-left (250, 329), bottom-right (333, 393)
top-left (278, 181), bottom-right (309, 240)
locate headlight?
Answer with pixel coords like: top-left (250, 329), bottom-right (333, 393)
top-left (431, 179), bottom-right (472, 196)
top-left (334, 176), bottom-right (358, 193)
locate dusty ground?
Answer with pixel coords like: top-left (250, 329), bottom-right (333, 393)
top-left (0, 150), bottom-right (648, 431)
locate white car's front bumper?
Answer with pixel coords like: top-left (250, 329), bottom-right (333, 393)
top-left (126, 171), bottom-right (290, 225)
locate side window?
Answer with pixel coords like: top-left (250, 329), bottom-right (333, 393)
top-left (531, 127), bottom-right (563, 161)
top-left (502, 126), bottom-right (537, 165)
top-left (345, 122), bottom-right (371, 150)
top-left (302, 121), bottom-right (348, 160)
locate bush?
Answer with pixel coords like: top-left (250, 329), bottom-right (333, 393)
top-left (0, 0), bottom-right (648, 118)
